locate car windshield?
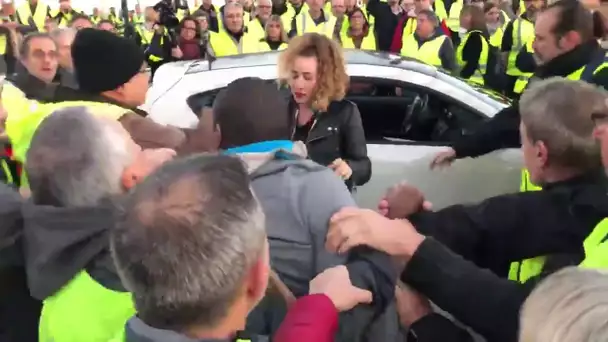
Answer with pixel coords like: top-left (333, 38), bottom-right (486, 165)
top-left (436, 70), bottom-right (512, 106)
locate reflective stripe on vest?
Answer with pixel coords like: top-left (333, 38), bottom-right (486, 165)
top-left (40, 270), bottom-right (135, 342)
top-left (340, 30), bottom-right (376, 50)
top-left (295, 11), bottom-right (337, 38)
top-left (400, 34), bottom-right (447, 68)
top-left (506, 17), bottom-right (534, 76)
top-left (456, 30), bottom-right (489, 85)
top-left (17, 3), bottom-right (48, 30)
top-left (209, 30), bottom-right (246, 56)
top-left (1, 158), bottom-right (13, 184)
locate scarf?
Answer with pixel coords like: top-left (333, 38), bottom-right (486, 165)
top-left (178, 38), bottom-right (201, 60)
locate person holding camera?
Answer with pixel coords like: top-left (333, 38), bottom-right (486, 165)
top-left (140, 4), bottom-right (182, 77)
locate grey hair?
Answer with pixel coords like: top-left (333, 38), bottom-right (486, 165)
top-left (49, 28), bottom-right (77, 42)
top-left (417, 9), bottom-right (439, 27)
top-left (110, 154), bottom-right (266, 331)
top-left (19, 32), bottom-right (54, 59)
top-left (519, 267), bottom-right (608, 342)
top-left (519, 77), bottom-right (606, 170)
top-left (225, 1), bottom-right (244, 11)
top-left (26, 107), bottom-right (132, 207)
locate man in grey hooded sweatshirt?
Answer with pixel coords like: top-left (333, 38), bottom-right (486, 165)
top-left (209, 77), bottom-right (402, 342)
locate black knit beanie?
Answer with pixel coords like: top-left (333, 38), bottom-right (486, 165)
top-left (72, 28), bottom-right (145, 93)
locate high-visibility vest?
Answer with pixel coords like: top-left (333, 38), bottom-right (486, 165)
top-left (16, 2), bottom-right (48, 31)
top-left (517, 52), bottom-right (608, 194)
top-left (434, 0), bottom-right (462, 32)
top-left (2, 81), bottom-right (42, 157)
top-left (209, 30), bottom-right (248, 56)
top-left (294, 10), bottom-right (337, 38)
top-left (340, 30), bottom-right (376, 50)
top-left (400, 34), bottom-right (447, 67)
top-left (135, 25), bottom-right (155, 46)
top-left (505, 17), bottom-right (534, 76)
top-left (513, 38), bottom-right (534, 94)
top-left (39, 270), bottom-right (135, 342)
top-left (509, 218), bottom-right (608, 284)
top-left (402, 17), bottom-right (417, 38)
top-left (489, 26), bottom-right (504, 48)
top-left (243, 38), bottom-right (288, 53)
top-left (6, 100), bottom-right (127, 165)
top-left (456, 30), bottom-right (489, 85)
top-left (246, 18), bottom-right (265, 42)
top-left (90, 15), bottom-right (101, 25)
top-left (281, 2), bottom-right (309, 29)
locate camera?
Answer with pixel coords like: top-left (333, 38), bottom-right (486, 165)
top-left (153, 0), bottom-right (180, 28)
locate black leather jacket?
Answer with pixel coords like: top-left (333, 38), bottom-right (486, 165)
top-left (289, 99), bottom-right (372, 188)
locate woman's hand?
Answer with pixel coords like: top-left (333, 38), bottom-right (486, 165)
top-left (171, 47), bottom-right (183, 59)
top-left (329, 158), bottom-right (352, 180)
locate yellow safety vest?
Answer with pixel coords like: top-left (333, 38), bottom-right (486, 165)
top-left (0, 34), bottom-right (8, 56)
top-left (259, 40), bottom-right (288, 52)
top-left (209, 30), bottom-right (248, 56)
top-left (294, 11), bottom-right (337, 38)
top-left (513, 38), bottom-right (534, 94)
top-left (40, 270), bottom-right (135, 342)
top-left (56, 11), bottom-right (76, 28)
top-left (0, 157), bottom-right (14, 185)
top-left (518, 52), bottom-right (608, 194)
top-left (489, 26), bottom-right (504, 48)
top-left (434, 0), bottom-right (462, 32)
top-left (402, 17), bottom-right (417, 38)
top-left (246, 19), bottom-right (266, 42)
top-left (509, 218), bottom-right (608, 283)
top-left (456, 30), bottom-right (489, 85)
top-left (6, 101), bottom-right (127, 165)
top-left (135, 25), bottom-right (155, 46)
top-left (505, 17), bottom-right (534, 77)
top-left (400, 34), bottom-right (447, 68)
top-left (340, 30), bottom-right (376, 50)
top-left (17, 2), bottom-right (48, 31)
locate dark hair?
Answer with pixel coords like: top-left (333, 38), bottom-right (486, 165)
top-left (19, 32), bottom-right (54, 58)
top-left (544, 0), bottom-right (594, 43)
top-left (214, 77), bottom-right (291, 149)
top-left (592, 10), bottom-right (608, 40)
top-left (69, 14), bottom-right (92, 27)
top-left (417, 9), bottom-right (439, 27)
top-left (111, 154), bottom-right (265, 331)
top-left (462, 5), bottom-right (489, 38)
top-left (347, 7), bottom-right (369, 31)
top-left (178, 16), bottom-right (201, 38)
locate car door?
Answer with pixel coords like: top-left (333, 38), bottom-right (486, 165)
top-left (346, 66), bottom-right (522, 209)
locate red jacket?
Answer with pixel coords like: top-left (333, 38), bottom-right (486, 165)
top-left (390, 16), bottom-right (451, 53)
top-left (274, 294), bottom-right (339, 342)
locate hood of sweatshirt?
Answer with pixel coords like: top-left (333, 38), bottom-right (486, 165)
top-left (23, 199), bottom-right (123, 300)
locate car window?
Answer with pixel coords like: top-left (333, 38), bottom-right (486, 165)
top-left (436, 70), bottom-right (512, 105)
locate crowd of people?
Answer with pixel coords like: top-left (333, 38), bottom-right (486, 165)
top-left (0, 0), bottom-right (608, 341)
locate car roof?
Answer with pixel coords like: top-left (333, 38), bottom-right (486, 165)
top-left (184, 49), bottom-right (438, 76)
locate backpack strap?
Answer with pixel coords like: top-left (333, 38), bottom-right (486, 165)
top-left (580, 48), bottom-right (608, 82)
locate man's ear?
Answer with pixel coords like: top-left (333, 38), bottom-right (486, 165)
top-left (536, 140), bottom-right (550, 168)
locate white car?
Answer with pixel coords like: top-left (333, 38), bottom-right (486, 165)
top-left (146, 50), bottom-right (523, 209)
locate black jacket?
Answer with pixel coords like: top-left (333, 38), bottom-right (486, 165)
top-left (452, 40), bottom-right (608, 159)
top-left (289, 99), bottom-right (372, 188)
top-left (402, 170), bottom-right (608, 342)
top-left (365, 0), bottom-right (406, 51)
top-left (459, 31), bottom-right (485, 79)
top-left (0, 185), bottom-right (37, 342)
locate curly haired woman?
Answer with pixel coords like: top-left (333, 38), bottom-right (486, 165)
top-left (278, 33), bottom-right (371, 190)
